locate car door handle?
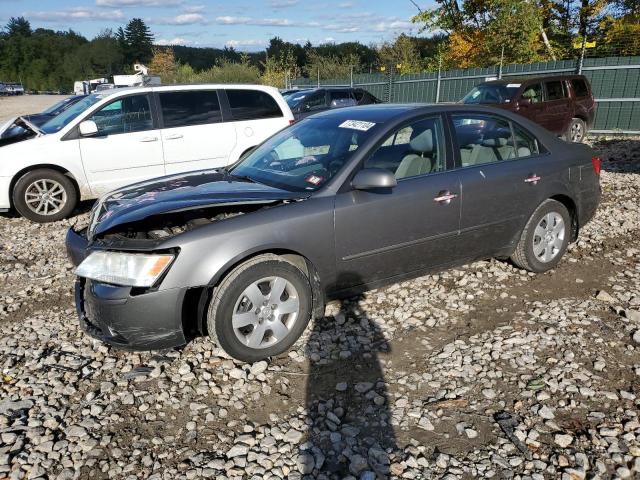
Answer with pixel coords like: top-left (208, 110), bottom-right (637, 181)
top-left (140, 136), bottom-right (158, 142)
top-left (524, 174), bottom-right (541, 185)
top-left (164, 134), bottom-right (183, 140)
top-left (433, 191), bottom-right (458, 205)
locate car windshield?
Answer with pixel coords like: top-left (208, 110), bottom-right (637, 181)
top-left (230, 116), bottom-right (378, 192)
top-left (462, 84), bottom-right (520, 104)
top-left (40, 94), bottom-right (104, 134)
top-left (284, 91), bottom-right (311, 108)
top-left (42, 98), bottom-right (73, 115)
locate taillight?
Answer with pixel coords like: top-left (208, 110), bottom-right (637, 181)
top-left (592, 156), bottom-right (601, 176)
top-left (289, 119), bottom-right (295, 125)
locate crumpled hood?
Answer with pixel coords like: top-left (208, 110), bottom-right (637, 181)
top-left (0, 116), bottom-right (43, 147)
top-left (88, 169), bottom-right (308, 238)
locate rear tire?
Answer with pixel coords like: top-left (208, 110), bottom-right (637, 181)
top-left (511, 199), bottom-right (571, 273)
top-left (207, 254), bottom-right (313, 363)
top-left (12, 169), bottom-right (77, 223)
top-left (566, 118), bottom-right (586, 143)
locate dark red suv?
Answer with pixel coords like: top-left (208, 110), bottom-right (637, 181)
top-left (461, 75), bottom-right (595, 142)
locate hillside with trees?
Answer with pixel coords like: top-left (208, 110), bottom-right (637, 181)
top-left (0, 1), bottom-right (638, 92)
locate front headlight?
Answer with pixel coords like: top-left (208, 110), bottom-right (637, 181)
top-left (75, 251), bottom-right (175, 287)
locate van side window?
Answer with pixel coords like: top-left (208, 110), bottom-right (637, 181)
top-left (160, 91), bottom-right (222, 128)
top-left (88, 95), bottom-right (153, 136)
top-left (226, 89), bottom-right (283, 121)
top-left (571, 79), bottom-right (589, 98)
top-left (512, 124), bottom-right (540, 158)
top-left (521, 84), bottom-right (542, 103)
top-left (545, 81), bottom-right (565, 101)
top-left (452, 115), bottom-right (517, 166)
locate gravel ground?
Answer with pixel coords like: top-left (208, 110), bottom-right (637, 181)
top-left (0, 96), bottom-right (67, 123)
top-left (0, 127), bottom-right (639, 477)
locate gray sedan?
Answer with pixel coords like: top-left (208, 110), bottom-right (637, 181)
top-left (66, 104), bottom-right (601, 362)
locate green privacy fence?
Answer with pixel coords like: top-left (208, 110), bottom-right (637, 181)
top-left (292, 56), bottom-right (640, 134)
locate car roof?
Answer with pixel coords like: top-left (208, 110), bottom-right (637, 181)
top-left (482, 74), bottom-right (587, 86)
top-left (97, 83), bottom-right (283, 100)
top-left (308, 103), bottom-right (531, 123)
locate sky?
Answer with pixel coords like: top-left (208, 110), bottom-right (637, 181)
top-left (0, 0), bottom-right (434, 51)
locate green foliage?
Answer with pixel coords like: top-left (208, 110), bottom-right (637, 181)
top-left (303, 50), bottom-right (360, 80)
top-left (122, 18), bottom-right (154, 65)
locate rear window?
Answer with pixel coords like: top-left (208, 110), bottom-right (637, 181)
top-left (571, 79), bottom-right (589, 98)
top-left (160, 90), bottom-right (222, 128)
top-left (226, 89), bottom-right (283, 121)
top-left (545, 81), bottom-right (565, 101)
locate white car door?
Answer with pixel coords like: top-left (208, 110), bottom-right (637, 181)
top-left (158, 90), bottom-right (237, 174)
top-left (79, 93), bottom-right (164, 196)
top-left (225, 89), bottom-right (290, 162)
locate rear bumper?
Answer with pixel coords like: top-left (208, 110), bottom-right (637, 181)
top-left (579, 183), bottom-right (601, 227)
top-left (67, 227), bottom-right (187, 351)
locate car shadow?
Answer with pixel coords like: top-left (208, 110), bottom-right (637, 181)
top-left (302, 276), bottom-right (398, 477)
top-left (592, 138), bottom-right (640, 175)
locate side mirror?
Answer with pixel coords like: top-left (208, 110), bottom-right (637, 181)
top-left (352, 168), bottom-right (397, 191)
top-left (518, 98), bottom-right (532, 108)
top-left (79, 120), bottom-right (98, 137)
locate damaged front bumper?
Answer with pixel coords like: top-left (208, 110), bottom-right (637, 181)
top-left (67, 227), bottom-right (188, 351)
top-left (75, 278), bottom-right (187, 351)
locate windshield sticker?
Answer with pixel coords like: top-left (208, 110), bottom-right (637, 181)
top-left (339, 120), bottom-right (376, 131)
top-left (507, 83), bottom-right (521, 88)
top-left (306, 175), bottom-right (323, 186)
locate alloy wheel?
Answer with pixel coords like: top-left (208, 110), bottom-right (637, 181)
top-left (570, 122), bottom-right (584, 142)
top-left (532, 212), bottom-right (565, 263)
top-left (24, 179), bottom-right (67, 216)
top-left (231, 276), bottom-right (300, 349)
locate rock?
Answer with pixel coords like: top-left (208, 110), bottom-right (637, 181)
top-left (632, 330), bottom-right (640, 345)
top-left (595, 290), bottom-right (616, 303)
top-left (283, 429), bottom-right (303, 444)
top-left (349, 455), bottom-right (368, 475)
top-left (554, 434), bottom-right (574, 448)
top-left (538, 405), bottom-right (555, 420)
top-left (226, 445), bottom-right (248, 458)
top-left (296, 453), bottom-right (314, 474)
top-left (250, 361), bottom-right (268, 376)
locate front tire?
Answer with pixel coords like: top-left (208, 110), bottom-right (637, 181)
top-left (12, 169), bottom-right (77, 223)
top-left (207, 254), bottom-right (313, 363)
top-left (511, 199), bottom-right (571, 273)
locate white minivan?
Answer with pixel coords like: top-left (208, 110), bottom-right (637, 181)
top-left (0, 85), bottom-right (294, 222)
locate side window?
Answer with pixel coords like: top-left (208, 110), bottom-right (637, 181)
top-left (512, 124), bottom-right (540, 158)
top-left (160, 90), bottom-right (221, 128)
top-left (226, 89), bottom-right (283, 121)
top-left (571, 79), bottom-right (589, 98)
top-left (301, 93), bottom-right (326, 111)
top-left (521, 83), bottom-right (543, 103)
top-left (364, 117), bottom-right (445, 180)
top-left (452, 115), bottom-right (517, 166)
top-left (88, 95), bottom-right (152, 136)
top-left (545, 81), bottom-right (565, 101)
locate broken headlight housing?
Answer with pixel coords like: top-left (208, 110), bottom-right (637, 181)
top-left (75, 251), bottom-right (175, 287)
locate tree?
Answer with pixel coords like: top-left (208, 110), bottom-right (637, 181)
top-left (5, 17), bottom-right (31, 36)
top-left (303, 50), bottom-right (360, 80)
top-left (149, 47), bottom-right (178, 82)
top-left (378, 34), bottom-right (424, 74)
top-left (413, 0), bottom-right (544, 67)
top-left (123, 18), bottom-right (153, 65)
